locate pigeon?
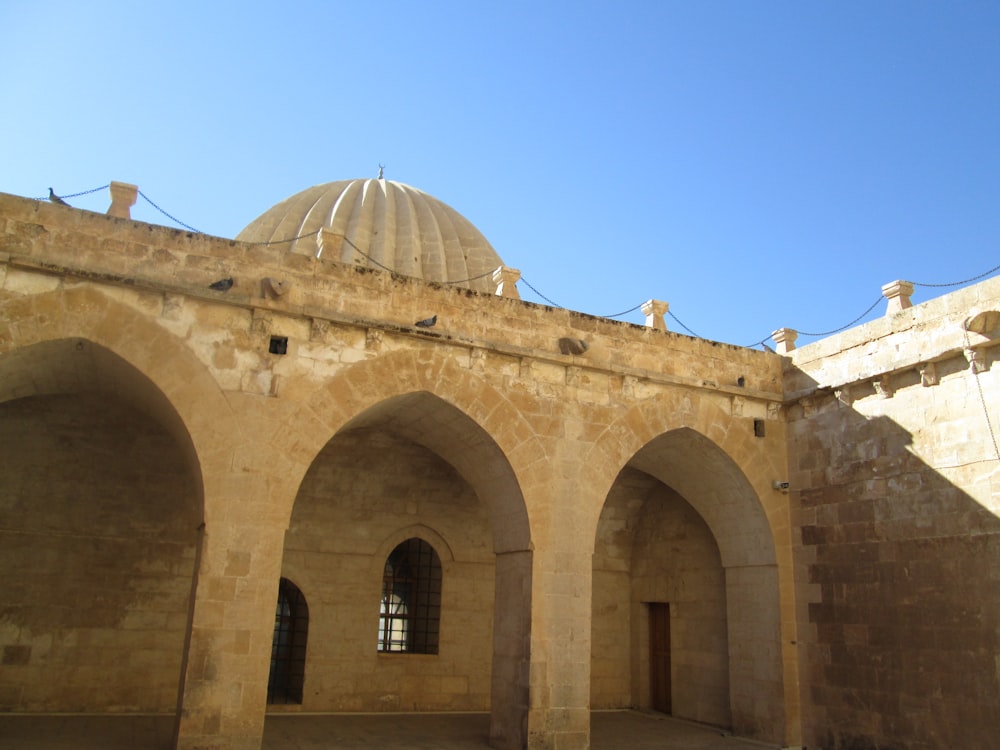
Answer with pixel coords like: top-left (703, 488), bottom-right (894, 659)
top-left (415, 315), bottom-right (437, 328)
top-left (209, 277), bottom-right (234, 291)
top-left (48, 188), bottom-right (69, 206)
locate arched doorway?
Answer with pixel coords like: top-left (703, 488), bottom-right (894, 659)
top-left (593, 468), bottom-right (730, 725)
top-left (592, 427), bottom-right (784, 740)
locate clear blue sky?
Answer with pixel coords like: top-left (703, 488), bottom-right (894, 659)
top-left (3, 1), bottom-right (998, 347)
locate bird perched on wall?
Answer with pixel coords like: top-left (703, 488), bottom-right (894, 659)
top-left (48, 188), bottom-right (69, 206)
top-left (209, 277), bottom-right (234, 291)
top-left (415, 315), bottom-right (437, 328)
top-left (558, 337), bottom-right (589, 355)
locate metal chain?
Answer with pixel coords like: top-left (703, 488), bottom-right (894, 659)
top-left (602, 302), bottom-right (644, 319)
top-left (36, 183), bottom-right (110, 201)
top-left (795, 296), bottom-right (884, 337)
top-left (242, 229), bottom-right (320, 247)
top-left (668, 310), bottom-right (700, 338)
top-left (912, 262), bottom-right (1000, 289)
top-left (137, 190), bottom-right (202, 234)
top-left (62, 183), bottom-right (110, 199)
top-left (341, 235), bottom-right (398, 274)
top-left (444, 269), bottom-right (495, 285)
top-left (519, 277), bottom-right (564, 308)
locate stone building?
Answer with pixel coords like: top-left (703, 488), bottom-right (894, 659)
top-left (0, 179), bottom-right (997, 750)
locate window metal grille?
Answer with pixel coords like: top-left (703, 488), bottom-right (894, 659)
top-left (268, 578), bottom-right (308, 704)
top-left (378, 538), bottom-right (442, 654)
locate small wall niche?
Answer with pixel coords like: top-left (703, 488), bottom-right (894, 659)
top-left (269, 336), bottom-right (288, 355)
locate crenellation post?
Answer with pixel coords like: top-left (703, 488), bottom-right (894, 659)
top-left (772, 328), bottom-right (798, 354)
top-left (641, 299), bottom-right (669, 331)
top-left (107, 181), bottom-right (138, 219)
top-left (493, 266), bottom-right (522, 299)
top-left (881, 280), bottom-right (914, 314)
top-left (317, 228), bottom-right (345, 260)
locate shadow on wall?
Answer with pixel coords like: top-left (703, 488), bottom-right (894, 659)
top-left (0, 393), bottom-right (201, 714)
top-left (0, 339), bottom-right (204, 729)
top-left (789, 355), bottom-right (1000, 750)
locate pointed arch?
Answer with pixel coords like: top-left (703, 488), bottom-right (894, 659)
top-left (283, 350), bottom-right (534, 747)
top-left (295, 349), bottom-right (537, 554)
top-left (581, 392), bottom-right (785, 559)
top-left (377, 538), bottom-right (443, 654)
top-left (585, 390), bottom-right (792, 742)
top-left (0, 286), bottom-right (242, 525)
top-left (373, 524), bottom-right (456, 566)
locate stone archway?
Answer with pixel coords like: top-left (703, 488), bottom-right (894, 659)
top-left (280, 353), bottom-right (539, 750)
top-left (586, 397), bottom-right (790, 744)
top-left (0, 289), bottom-right (268, 750)
top-left (278, 403), bottom-right (495, 713)
top-left (0, 287), bottom-right (240, 512)
top-left (0, 338), bottom-right (203, 719)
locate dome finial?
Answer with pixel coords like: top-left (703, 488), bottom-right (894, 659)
top-left (378, 163), bottom-right (385, 180)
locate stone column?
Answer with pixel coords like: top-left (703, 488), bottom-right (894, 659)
top-left (725, 564), bottom-right (786, 740)
top-left (493, 266), bottom-right (522, 299)
top-left (521, 453), bottom-right (601, 749)
top-left (881, 280), bottom-right (914, 314)
top-left (527, 546), bottom-right (593, 750)
top-left (641, 299), bottom-right (669, 331)
top-left (490, 549), bottom-right (533, 750)
top-left (771, 328), bottom-right (798, 354)
top-left (107, 181), bottom-right (138, 219)
top-left (172, 447), bottom-right (296, 750)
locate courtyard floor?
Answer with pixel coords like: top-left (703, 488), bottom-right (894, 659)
top-left (0, 711), bottom-right (782, 750)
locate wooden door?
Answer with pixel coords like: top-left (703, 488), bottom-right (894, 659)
top-left (649, 603), bottom-right (671, 714)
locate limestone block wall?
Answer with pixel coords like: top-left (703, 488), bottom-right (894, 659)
top-left (787, 276), bottom-right (1000, 749)
top-left (1, 192), bottom-right (796, 749)
top-left (0, 394), bottom-right (200, 713)
top-left (0, 193), bottom-right (780, 408)
top-left (591, 470), bottom-right (644, 710)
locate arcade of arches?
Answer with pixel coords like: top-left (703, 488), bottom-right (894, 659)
top-left (2, 189), bottom-right (998, 750)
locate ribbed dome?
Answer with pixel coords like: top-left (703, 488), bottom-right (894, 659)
top-left (237, 179), bottom-right (504, 293)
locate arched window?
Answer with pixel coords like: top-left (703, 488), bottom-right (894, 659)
top-left (268, 578), bottom-right (308, 704)
top-left (378, 538), bottom-right (442, 654)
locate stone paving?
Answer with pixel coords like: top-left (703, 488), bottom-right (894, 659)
top-left (0, 711), bottom-right (781, 750)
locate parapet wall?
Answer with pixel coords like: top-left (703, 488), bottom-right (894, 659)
top-left (786, 273), bottom-right (1000, 397)
top-left (0, 192), bottom-right (782, 405)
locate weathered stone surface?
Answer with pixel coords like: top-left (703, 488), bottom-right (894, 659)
top-left (787, 293), bottom-right (1000, 749)
top-left (1, 190), bottom-right (998, 750)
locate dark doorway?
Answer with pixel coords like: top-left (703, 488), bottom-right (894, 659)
top-left (649, 603), bottom-right (671, 714)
